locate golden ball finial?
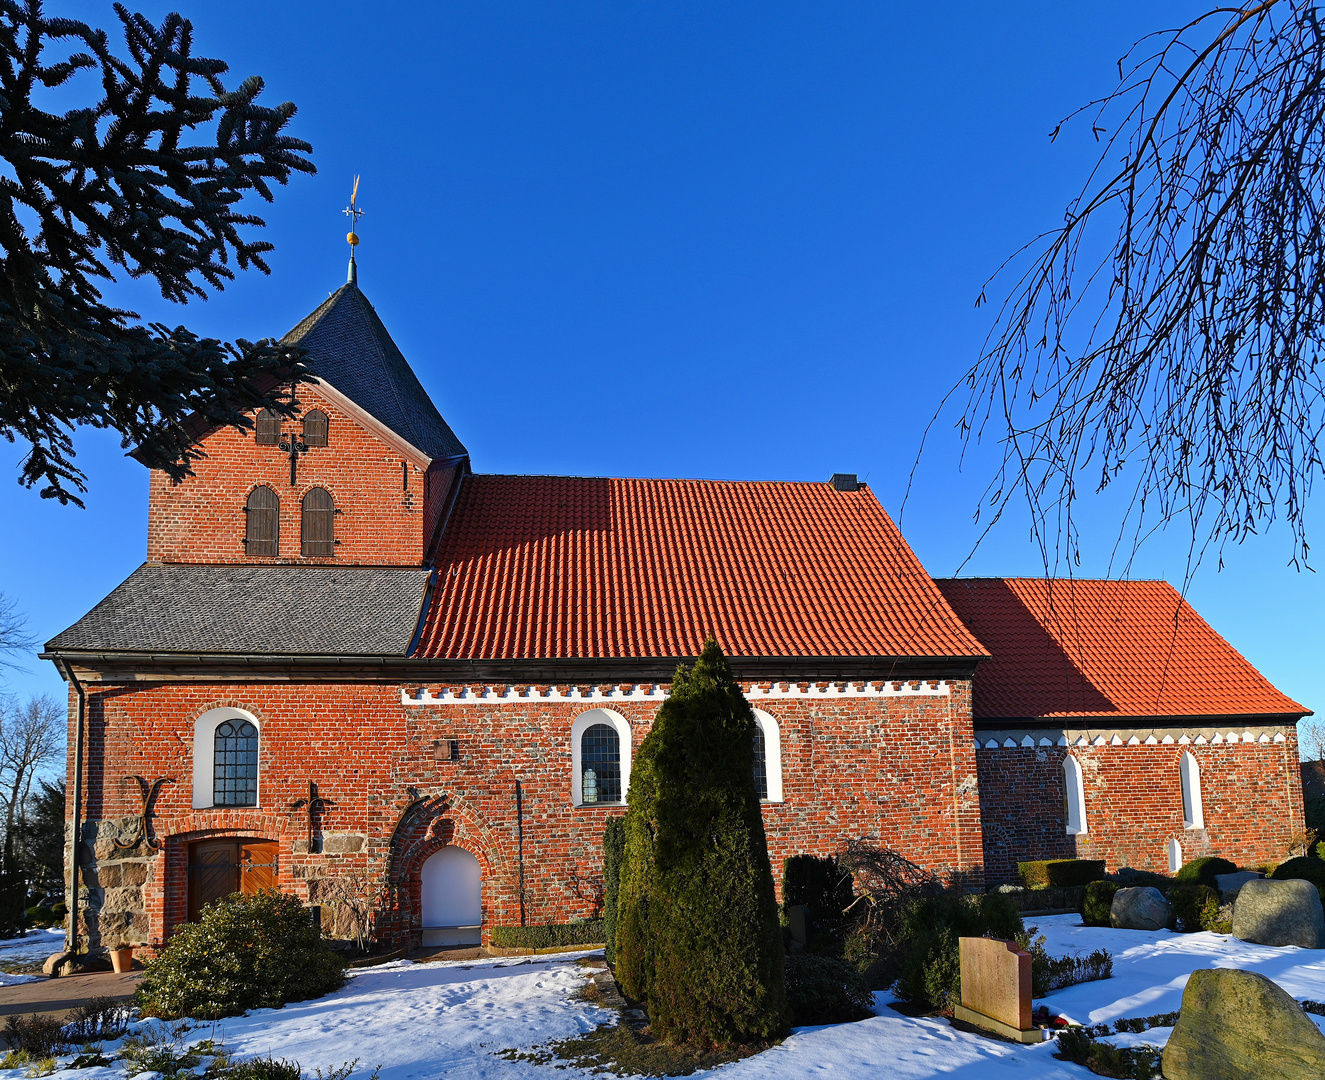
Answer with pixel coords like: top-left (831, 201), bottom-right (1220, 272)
top-left (347, 232), bottom-right (359, 247)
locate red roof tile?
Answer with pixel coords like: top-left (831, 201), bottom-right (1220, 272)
top-left (417, 475), bottom-right (987, 661)
top-left (935, 578), bottom-right (1306, 720)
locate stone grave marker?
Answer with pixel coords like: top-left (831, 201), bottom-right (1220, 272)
top-left (953, 936), bottom-right (1044, 1043)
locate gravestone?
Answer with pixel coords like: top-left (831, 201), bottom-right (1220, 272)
top-left (1214, 871), bottom-right (1262, 901)
top-left (786, 904), bottom-right (809, 947)
top-left (953, 936), bottom-right (1044, 1043)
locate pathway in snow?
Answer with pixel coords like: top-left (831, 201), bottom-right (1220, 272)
top-left (6, 916), bottom-right (1325, 1079)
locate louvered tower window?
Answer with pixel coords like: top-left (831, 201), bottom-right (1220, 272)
top-left (302, 409), bottom-right (329, 447)
top-left (580, 723), bottom-right (621, 804)
top-left (255, 408), bottom-right (280, 446)
top-left (214, 719), bottom-right (258, 806)
top-left (301, 487), bottom-right (336, 556)
top-left (752, 725), bottom-right (768, 800)
top-left (244, 486), bottom-right (279, 556)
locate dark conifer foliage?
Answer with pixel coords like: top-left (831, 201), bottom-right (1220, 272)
top-left (15, 778), bottom-right (63, 898)
top-left (0, 2), bottom-right (315, 504)
top-left (615, 638), bottom-right (786, 1047)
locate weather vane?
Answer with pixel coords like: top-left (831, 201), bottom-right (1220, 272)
top-left (343, 175), bottom-right (365, 284)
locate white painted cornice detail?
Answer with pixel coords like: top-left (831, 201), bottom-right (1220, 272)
top-left (400, 679), bottom-right (950, 707)
top-left (972, 723), bottom-right (1291, 750)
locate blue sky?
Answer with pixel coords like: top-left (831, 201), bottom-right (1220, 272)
top-left (2, 2), bottom-right (1319, 724)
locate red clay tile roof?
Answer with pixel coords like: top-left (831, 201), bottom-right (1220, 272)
top-left (417, 475), bottom-right (987, 661)
top-left (935, 578), bottom-right (1307, 720)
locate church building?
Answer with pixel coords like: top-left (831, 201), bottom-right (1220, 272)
top-left (44, 268), bottom-right (1310, 954)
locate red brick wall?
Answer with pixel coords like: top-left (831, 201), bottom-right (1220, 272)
top-left (977, 733), bottom-right (1305, 882)
top-left (68, 679), bottom-right (982, 949)
top-left (146, 386), bottom-right (439, 566)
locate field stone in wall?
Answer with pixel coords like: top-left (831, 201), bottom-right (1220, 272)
top-left (1163, 968), bottom-right (1325, 1080)
top-left (1109, 886), bottom-right (1171, 930)
top-left (1232, 879), bottom-right (1325, 948)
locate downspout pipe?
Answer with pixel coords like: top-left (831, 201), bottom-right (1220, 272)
top-left (55, 657), bottom-right (85, 960)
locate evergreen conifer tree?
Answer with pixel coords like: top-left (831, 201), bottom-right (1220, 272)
top-left (0, 2), bottom-right (315, 505)
top-left (615, 638), bottom-right (786, 1046)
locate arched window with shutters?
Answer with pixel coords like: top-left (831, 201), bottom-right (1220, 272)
top-left (255, 408), bottom-right (280, 446)
top-left (302, 409), bottom-right (328, 447)
top-left (244, 486), bottom-right (279, 556)
top-left (213, 718), bottom-right (259, 806)
top-left (301, 487), bottom-right (336, 556)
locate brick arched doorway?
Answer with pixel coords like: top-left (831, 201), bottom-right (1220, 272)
top-left (419, 846), bottom-right (481, 946)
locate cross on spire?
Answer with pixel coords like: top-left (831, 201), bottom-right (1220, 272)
top-left (343, 175), bottom-right (365, 284)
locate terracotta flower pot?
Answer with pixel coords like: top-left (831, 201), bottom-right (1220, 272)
top-left (110, 945), bottom-right (134, 973)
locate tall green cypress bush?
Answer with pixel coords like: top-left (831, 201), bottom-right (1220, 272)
top-left (615, 638), bottom-right (786, 1047)
top-left (602, 817), bottom-right (625, 965)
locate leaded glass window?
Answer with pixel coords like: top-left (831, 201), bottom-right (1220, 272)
top-left (214, 719), bottom-right (258, 806)
top-left (753, 725), bottom-right (768, 800)
top-left (580, 723), bottom-right (621, 804)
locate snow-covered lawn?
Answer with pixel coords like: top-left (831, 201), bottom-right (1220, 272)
top-left (7, 916), bottom-right (1325, 1079)
top-left (0, 927), bottom-right (63, 984)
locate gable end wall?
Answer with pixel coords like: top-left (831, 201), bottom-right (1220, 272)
top-left (146, 386), bottom-right (436, 566)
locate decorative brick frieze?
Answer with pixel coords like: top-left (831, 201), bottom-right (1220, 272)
top-left (401, 679), bottom-right (952, 706)
top-left (974, 724), bottom-right (1293, 749)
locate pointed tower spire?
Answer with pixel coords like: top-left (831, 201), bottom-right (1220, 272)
top-left (343, 175), bottom-right (365, 285)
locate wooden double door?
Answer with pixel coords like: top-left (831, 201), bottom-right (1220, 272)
top-left (187, 838), bottom-right (278, 922)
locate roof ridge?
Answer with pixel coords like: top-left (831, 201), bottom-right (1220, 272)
top-left (936, 576), bottom-right (1172, 584)
top-left (467, 473), bottom-right (875, 487)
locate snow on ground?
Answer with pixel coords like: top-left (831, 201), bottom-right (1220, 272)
top-left (0, 927), bottom-right (63, 975)
top-left (6, 917), bottom-right (1325, 1079)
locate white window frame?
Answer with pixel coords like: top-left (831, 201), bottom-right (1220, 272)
top-left (193, 707), bottom-right (262, 809)
top-left (1168, 837), bottom-right (1183, 873)
top-left (1180, 751), bottom-right (1205, 829)
top-left (751, 709), bottom-right (784, 803)
top-left (571, 709), bottom-right (631, 807)
top-left (1063, 754), bottom-right (1088, 835)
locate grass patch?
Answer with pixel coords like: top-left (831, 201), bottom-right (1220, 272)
top-left (497, 1022), bottom-right (771, 1077)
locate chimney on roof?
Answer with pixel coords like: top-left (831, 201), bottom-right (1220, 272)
top-left (829, 473), bottom-right (861, 491)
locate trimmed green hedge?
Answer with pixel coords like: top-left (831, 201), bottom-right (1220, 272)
top-left (490, 920), bottom-right (605, 950)
top-left (1174, 856), bottom-right (1237, 888)
top-left (1081, 881), bottom-right (1120, 927)
top-left (1270, 857), bottom-right (1325, 902)
top-left (1018, 859), bottom-right (1106, 890)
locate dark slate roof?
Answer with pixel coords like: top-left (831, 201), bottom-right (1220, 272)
top-left (46, 564), bottom-right (432, 656)
top-left (283, 283), bottom-right (468, 461)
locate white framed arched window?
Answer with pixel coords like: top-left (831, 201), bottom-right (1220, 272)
top-left (1062, 754), bottom-right (1088, 835)
top-left (1168, 837), bottom-right (1183, 873)
top-left (1180, 751), bottom-right (1205, 829)
top-left (193, 708), bottom-right (262, 809)
top-left (571, 709), bottom-right (631, 807)
top-left (751, 709), bottom-right (783, 803)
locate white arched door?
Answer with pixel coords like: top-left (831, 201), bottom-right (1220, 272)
top-left (420, 846), bottom-right (482, 946)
